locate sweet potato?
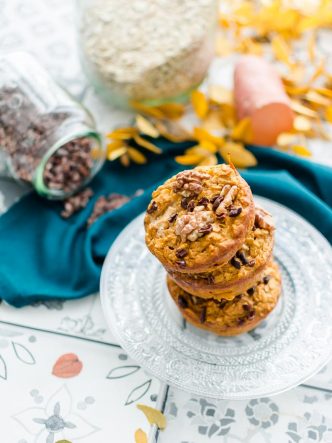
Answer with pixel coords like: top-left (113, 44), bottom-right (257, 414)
top-left (234, 55), bottom-right (294, 146)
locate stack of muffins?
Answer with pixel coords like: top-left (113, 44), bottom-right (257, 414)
top-left (144, 164), bottom-right (281, 336)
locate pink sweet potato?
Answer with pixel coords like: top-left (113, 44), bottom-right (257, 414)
top-left (234, 55), bottom-right (294, 146)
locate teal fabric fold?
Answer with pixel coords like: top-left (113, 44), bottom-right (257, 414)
top-left (0, 139), bottom-right (331, 307)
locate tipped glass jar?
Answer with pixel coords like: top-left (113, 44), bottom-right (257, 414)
top-left (77, 0), bottom-right (218, 107)
top-left (0, 52), bottom-right (105, 199)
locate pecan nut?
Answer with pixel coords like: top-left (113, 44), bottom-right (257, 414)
top-left (173, 170), bottom-right (210, 196)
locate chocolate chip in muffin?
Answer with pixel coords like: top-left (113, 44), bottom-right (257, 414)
top-left (248, 259), bottom-right (256, 267)
top-left (198, 223), bottom-right (213, 236)
top-left (200, 306), bottom-right (207, 323)
top-left (210, 194), bottom-right (220, 204)
top-left (234, 294), bottom-right (242, 301)
top-left (178, 295), bottom-right (188, 309)
top-left (229, 207), bottom-right (242, 217)
top-left (176, 248), bottom-right (188, 259)
top-left (198, 197), bottom-right (209, 207)
top-left (247, 309), bottom-right (256, 319)
top-left (263, 275), bottom-right (271, 284)
top-left (230, 257), bottom-right (242, 269)
top-left (247, 287), bottom-right (255, 296)
top-left (206, 274), bottom-right (215, 285)
top-left (187, 200), bottom-right (195, 212)
top-left (237, 317), bottom-right (246, 326)
top-left (176, 259), bottom-right (186, 268)
top-left (168, 213), bottom-right (178, 223)
top-left (212, 196), bottom-right (223, 211)
top-left (216, 212), bottom-right (227, 220)
top-left (181, 197), bottom-right (191, 209)
top-left (236, 250), bottom-right (249, 265)
top-left (219, 299), bottom-right (228, 309)
top-left (147, 201), bottom-right (158, 214)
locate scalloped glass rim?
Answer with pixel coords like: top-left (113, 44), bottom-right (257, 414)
top-left (100, 196), bottom-right (332, 399)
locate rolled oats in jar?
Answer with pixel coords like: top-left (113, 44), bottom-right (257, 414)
top-left (0, 52), bottom-right (105, 199)
top-left (78, 0), bottom-right (218, 107)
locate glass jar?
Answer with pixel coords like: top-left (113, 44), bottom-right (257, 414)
top-left (77, 0), bottom-right (218, 108)
top-left (0, 52), bottom-right (105, 199)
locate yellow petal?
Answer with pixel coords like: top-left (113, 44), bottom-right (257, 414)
top-left (127, 147), bottom-right (147, 164)
top-left (107, 146), bottom-right (128, 161)
top-left (199, 154), bottom-right (218, 166)
top-left (308, 59), bottom-right (325, 84)
top-left (314, 87), bottom-right (332, 99)
top-left (135, 115), bottom-right (159, 138)
top-left (284, 85), bottom-right (309, 96)
top-left (130, 101), bottom-right (164, 118)
top-left (155, 120), bottom-right (192, 142)
top-left (307, 31), bottom-right (316, 63)
top-left (186, 146), bottom-right (213, 156)
top-left (137, 404), bottom-right (167, 430)
top-left (156, 103), bottom-right (185, 120)
top-left (325, 106), bottom-right (332, 123)
top-left (134, 135), bottom-right (162, 154)
top-left (208, 85), bottom-right (233, 105)
top-left (271, 35), bottom-right (293, 66)
top-left (135, 428), bottom-right (148, 443)
top-left (201, 110), bottom-right (225, 132)
top-left (290, 145), bottom-right (312, 157)
top-left (107, 140), bottom-right (126, 154)
top-left (199, 140), bottom-right (218, 153)
top-left (175, 154), bottom-right (205, 165)
top-left (191, 90), bottom-right (209, 119)
top-left (193, 127), bottom-right (225, 147)
top-left (277, 132), bottom-right (297, 147)
top-left (231, 117), bottom-right (253, 143)
top-left (219, 142), bottom-right (257, 169)
top-left (220, 104), bottom-right (236, 128)
top-left (290, 100), bottom-right (318, 118)
top-left (107, 127), bottom-right (137, 140)
top-left (293, 115), bottom-right (312, 132)
top-left (305, 90), bottom-right (330, 106)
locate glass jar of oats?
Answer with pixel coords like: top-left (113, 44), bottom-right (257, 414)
top-left (77, 0), bottom-right (218, 108)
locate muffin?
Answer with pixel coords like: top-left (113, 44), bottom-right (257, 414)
top-left (145, 164), bottom-right (255, 273)
top-left (168, 206), bottom-right (275, 300)
top-left (167, 261), bottom-right (282, 336)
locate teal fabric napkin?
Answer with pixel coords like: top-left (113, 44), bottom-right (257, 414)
top-left (0, 139), bottom-right (331, 307)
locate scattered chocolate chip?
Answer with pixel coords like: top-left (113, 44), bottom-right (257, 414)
top-left (216, 213), bottom-right (227, 220)
top-left (234, 294), bottom-right (242, 301)
top-left (168, 246), bottom-right (174, 250)
top-left (247, 287), bottom-right (255, 296)
top-left (230, 257), bottom-right (242, 269)
top-left (237, 317), bottom-right (246, 326)
top-left (219, 299), bottom-right (228, 309)
top-left (210, 194), bottom-right (220, 204)
top-left (187, 200), bottom-right (195, 212)
top-left (147, 201), bottom-right (158, 214)
top-left (263, 275), bottom-right (271, 284)
top-left (247, 259), bottom-right (256, 267)
top-left (61, 187), bottom-right (93, 219)
top-left (176, 248), bottom-right (188, 259)
top-left (181, 197), bottom-right (191, 209)
top-left (87, 193), bottom-right (130, 226)
top-left (236, 250), bottom-right (249, 265)
top-left (199, 306), bottom-right (207, 323)
top-left (229, 207), bottom-right (242, 217)
top-left (176, 259), bottom-right (186, 268)
top-left (212, 196), bottom-right (223, 211)
top-left (178, 295), bottom-right (188, 309)
top-left (198, 197), bottom-right (209, 207)
top-left (168, 213), bottom-right (178, 223)
top-left (198, 223), bottom-right (213, 236)
top-left (242, 303), bottom-right (251, 311)
top-left (247, 309), bottom-right (256, 319)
